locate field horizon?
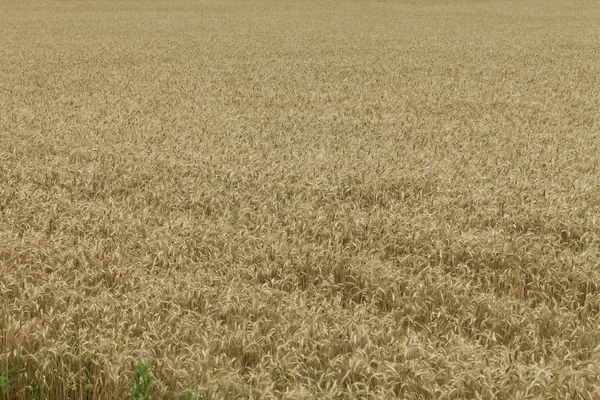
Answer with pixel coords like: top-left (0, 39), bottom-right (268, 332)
top-left (1, 0), bottom-right (600, 398)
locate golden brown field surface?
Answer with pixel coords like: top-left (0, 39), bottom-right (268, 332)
top-left (1, 0), bottom-right (600, 398)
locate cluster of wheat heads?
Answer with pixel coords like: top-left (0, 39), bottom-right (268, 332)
top-left (1, 0), bottom-right (600, 398)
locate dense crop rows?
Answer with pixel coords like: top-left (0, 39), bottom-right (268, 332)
top-left (1, 0), bottom-right (600, 398)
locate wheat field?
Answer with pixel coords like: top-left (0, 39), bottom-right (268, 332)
top-left (1, 0), bottom-right (600, 398)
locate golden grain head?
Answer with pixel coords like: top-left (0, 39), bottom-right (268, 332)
top-left (1, 0), bottom-right (600, 398)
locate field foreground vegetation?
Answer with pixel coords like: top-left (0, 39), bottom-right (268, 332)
top-left (1, 0), bottom-right (600, 398)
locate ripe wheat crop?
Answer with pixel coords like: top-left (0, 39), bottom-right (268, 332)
top-left (1, 0), bottom-right (600, 398)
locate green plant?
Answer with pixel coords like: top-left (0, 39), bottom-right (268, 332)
top-left (129, 363), bottom-right (155, 400)
top-left (184, 390), bottom-right (205, 400)
top-left (0, 365), bottom-right (20, 392)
